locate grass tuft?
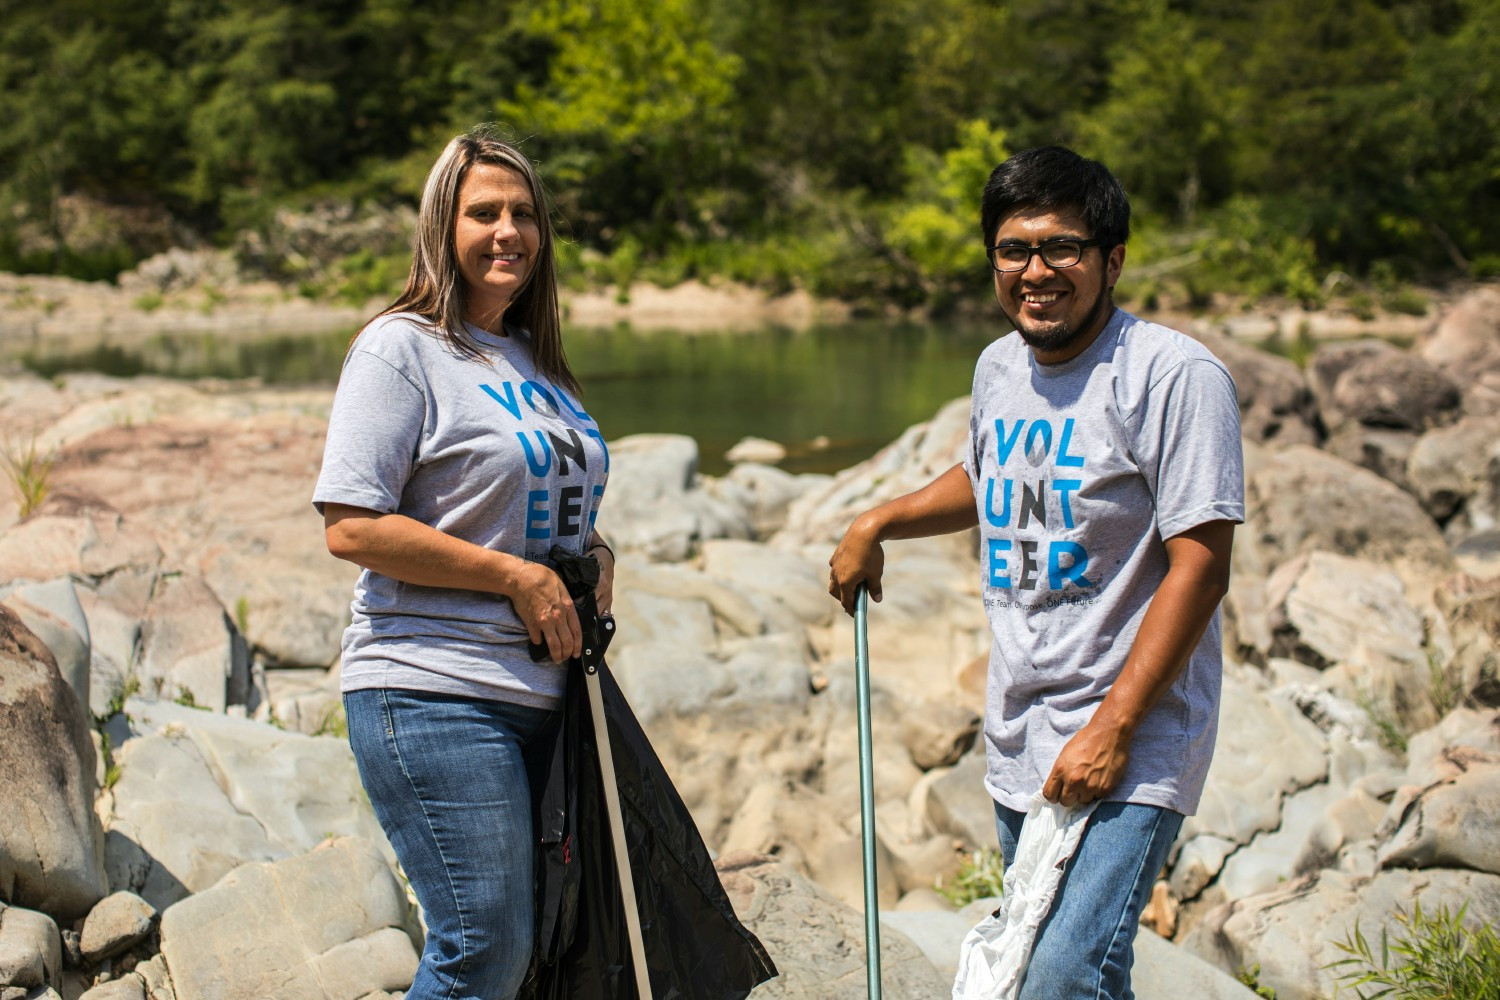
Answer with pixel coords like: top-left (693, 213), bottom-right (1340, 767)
top-left (1, 433), bottom-right (56, 517)
top-left (936, 847), bottom-right (1005, 906)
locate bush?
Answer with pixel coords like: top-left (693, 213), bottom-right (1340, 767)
top-left (1327, 901), bottom-right (1500, 999)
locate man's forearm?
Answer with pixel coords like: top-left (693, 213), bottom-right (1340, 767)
top-left (1090, 527), bottom-right (1233, 738)
top-left (850, 463), bottom-right (979, 543)
top-left (1042, 519), bottom-right (1235, 805)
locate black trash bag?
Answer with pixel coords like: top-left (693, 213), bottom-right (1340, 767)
top-left (519, 546), bottom-right (778, 1000)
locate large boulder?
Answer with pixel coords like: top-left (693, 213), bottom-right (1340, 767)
top-left (102, 700), bottom-right (391, 911)
top-left (1194, 327), bottom-right (1320, 446)
top-left (1171, 672), bottom-right (1331, 902)
top-left (1419, 285), bottom-right (1500, 416)
top-left (157, 836), bottom-right (417, 1000)
top-left (34, 395), bottom-right (355, 669)
top-left (1406, 414), bottom-right (1500, 537)
top-left (593, 434), bottom-right (752, 561)
top-left (1265, 551), bottom-right (1435, 730)
top-left (0, 902), bottom-right (62, 993)
top-left (714, 851), bottom-right (949, 998)
top-left (0, 576), bottom-right (90, 715)
top-left (1242, 445), bottom-right (1454, 586)
top-left (0, 605), bottom-right (107, 921)
top-left (1379, 758), bottom-right (1500, 874)
top-left (773, 397), bottom-right (971, 548)
top-left (135, 574), bottom-right (249, 712)
top-left (1432, 576), bottom-right (1500, 708)
top-left (1313, 340), bottom-right (1461, 433)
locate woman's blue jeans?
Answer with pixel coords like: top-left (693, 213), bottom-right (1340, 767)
top-left (995, 799), bottom-right (1183, 1000)
top-left (345, 688), bottom-right (556, 1000)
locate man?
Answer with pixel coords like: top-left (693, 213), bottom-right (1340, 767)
top-left (828, 146), bottom-right (1243, 998)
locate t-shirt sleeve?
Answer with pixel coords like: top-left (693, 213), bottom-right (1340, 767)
top-left (1138, 358), bottom-right (1245, 539)
top-left (312, 348), bottom-right (426, 515)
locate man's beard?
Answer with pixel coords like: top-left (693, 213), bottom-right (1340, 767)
top-left (1009, 286), bottom-right (1114, 356)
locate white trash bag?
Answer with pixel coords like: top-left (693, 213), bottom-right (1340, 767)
top-left (951, 794), bottom-right (1097, 1000)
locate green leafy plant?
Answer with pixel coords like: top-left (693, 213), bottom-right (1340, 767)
top-left (1, 434), bottom-right (55, 518)
top-left (1328, 901), bottom-right (1500, 998)
top-left (234, 596), bottom-right (251, 636)
top-left (936, 848), bottom-right (1005, 906)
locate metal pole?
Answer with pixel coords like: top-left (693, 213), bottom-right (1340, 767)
top-left (582, 618), bottom-right (654, 1000)
top-left (854, 585), bottom-right (883, 1000)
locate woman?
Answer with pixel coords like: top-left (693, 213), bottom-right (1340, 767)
top-left (313, 128), bottom-right (613, 999)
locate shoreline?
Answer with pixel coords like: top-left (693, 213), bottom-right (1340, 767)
top-left (0, 265), bottom-right (1443, 362)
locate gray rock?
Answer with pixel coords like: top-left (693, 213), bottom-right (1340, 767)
top-left (135, 574), bottom-right (248, 713)
top-left (1131, 927), bottom-right (1262, 1000)
top-left (1432, 577), bottom-right (1500, 710)
top-left (1453, 527), bottom-right (1500, 579)
top-left (132, 955), bottom-right (174, 1000)
top-left (1307, 339), bottom-right (1392, 432)
top-left (716, 462), bottom-right (830, 538)
top-left (877, 908), bottom-right (971, 981)
top-left (715, 851), bottom-right (948, 998)
top-left (1420, 285), bottom-right (1500, 413)
top-left (0, 903), bottom-right (60, 990)
top-left (103, 700), bottom-right (392, 911)
top-left (79, 978), bottom-right (146, 1000)
top-left (1173, 674), bottom-right (1330, 900)
top-left (924, 749), bottom-right (996, 850)
top-left (593, 434), bottom-right (752, 561)
top-left (773, 397), bottom-right (971, 548)
top-left (700, 539), bottom-right (834, 627)
top-left (1323, 424), bottom-right (1417, 492)
top-left (79, 892), bottom-right (156, 964)
top-left (0, 606), bottom-right (107, 921)
top-left (1407, 414), bottom-right (1500, 533)
top-left (1243, 444), bottom-right (1454, 583)
top-left (1194, 327), bottom-right (1320, 447)
top-left (1184, 867), bottom-right (1500, 1000)
top-left (1404, 707), bottom-right (1500, 786)
top-left (1269, 551), bottom-right (1425, 670)
top-left (1379, 760), bottom-right (1500, 874)
top-left (158, 837), bottom-right (417, 1000)
top-left (724, 436), bottom-right (787, 466)
top-left (0, 577), bottom-right (90, 716)
top-left (1330, 346), bottom-right (1461, 432)
top-left (898, 703), bottom-right (981, 771)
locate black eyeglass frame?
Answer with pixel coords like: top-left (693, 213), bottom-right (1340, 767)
top-left (985, 237), bottom-right (1107, 273)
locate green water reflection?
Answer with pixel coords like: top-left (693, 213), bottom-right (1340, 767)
top-left (21, 322), bottom-right (1001, 474)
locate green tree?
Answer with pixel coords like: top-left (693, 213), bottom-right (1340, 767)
top-left (1070, 0), bottom-right (1232, 222)
top-left (501, 0), bottom-right (742, 242)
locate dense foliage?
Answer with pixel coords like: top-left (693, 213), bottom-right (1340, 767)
top-left (3, 0), bottom-right (1496, 306)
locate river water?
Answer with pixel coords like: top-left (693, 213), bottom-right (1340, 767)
top-left (18, 321), bottom-right (1001, 475)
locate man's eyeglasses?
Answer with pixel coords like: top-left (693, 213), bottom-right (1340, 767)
top-left (987, 238), bottom-right (1105, 273)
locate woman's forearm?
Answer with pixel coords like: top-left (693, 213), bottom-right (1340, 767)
top-left (323, 503), bottom-right (528, 597)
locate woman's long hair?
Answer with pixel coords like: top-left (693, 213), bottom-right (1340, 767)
top-left (380, 126), bottom-right (578, 394)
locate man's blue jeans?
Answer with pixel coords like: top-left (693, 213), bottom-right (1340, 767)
top-left (995, 799), bottom-right (1183, 1000)
top-left (345, 688), bottom-right (556, 1000)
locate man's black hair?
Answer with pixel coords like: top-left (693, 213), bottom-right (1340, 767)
top-left (980, 146), bottom-right (1130, 250)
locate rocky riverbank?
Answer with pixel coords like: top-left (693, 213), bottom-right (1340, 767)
top-left (0, 243), bottom-right (1442, 361)
top-left (3, 286), bottom-right (1499, 999)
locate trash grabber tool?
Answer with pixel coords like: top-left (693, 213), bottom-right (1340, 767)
top-left (855, 584), bottom-right (883, 999)
top-left (582, 613), bottom-right (654, 1000)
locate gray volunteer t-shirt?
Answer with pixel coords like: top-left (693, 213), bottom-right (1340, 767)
top-left (964, 309), bottom-right (1244, 816)
top-left (313, 312), bottom-right (608, 709)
